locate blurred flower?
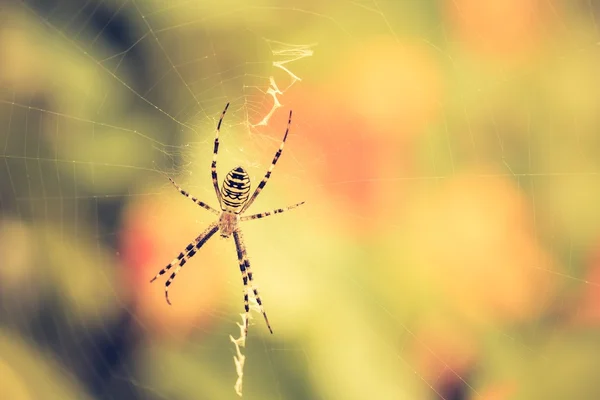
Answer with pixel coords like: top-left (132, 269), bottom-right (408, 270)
top-left (337, 37), bottom-right (443, 140)
top-left (445, 0), bottom-right (547, 62)
top-left (283, 37), bottom-right (442, 236)
top-left (405, 169), bottom-right (556, 324)
top-left (475, 382), bottom-right (517, 400)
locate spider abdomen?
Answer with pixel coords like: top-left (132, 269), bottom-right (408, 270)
top-left (221, 166), bottom-right (251, 213)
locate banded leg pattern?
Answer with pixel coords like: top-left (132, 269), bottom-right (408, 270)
top-left (241, 110), bottom-right (292, 213)
top-left (241, 201), bottom-right (305, 222)
top-left (150, 222), bottom-right (219, 305)
top-left (232, 229), bottom-right (273, 334)
top-left (169, 178), bottom-right (219, 215)
top-left (211, 103), bottom-right (229, 204)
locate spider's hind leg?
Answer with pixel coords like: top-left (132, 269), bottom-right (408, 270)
top-left (232, 229), bottom-right (273, 335)
top-left (150, 222), bottom-right (220, 305)
top-left (246, 267), bottom-right (273, 334)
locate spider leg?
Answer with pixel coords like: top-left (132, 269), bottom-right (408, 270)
top-left (232, 229), bottom-right (273, 334)
top-left (240, 110), bottom-right (292, 214)
top-left (212, 103), bottom-right (230, 206)
top-left (232, 233), bottom-right (251, 334)
top-left (240, 201), bottom-right (305, 222)
top-left (150, 222), bottom-right (219, 305)
top-left (169, 178), bottom-right (220, 215)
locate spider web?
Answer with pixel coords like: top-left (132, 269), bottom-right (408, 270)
top-left (2, 1), bottom-right (600, 399)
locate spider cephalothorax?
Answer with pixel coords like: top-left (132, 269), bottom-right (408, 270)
top-left (150, 103), bottom-right (304, 335)
top-left (219, 212), bottom-right (239, 238)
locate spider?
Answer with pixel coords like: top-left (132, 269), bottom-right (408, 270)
top-left (150, 103), bottom-right (304, 335)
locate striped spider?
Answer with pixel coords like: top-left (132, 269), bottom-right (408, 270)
top-left (150, 103), bottom-right (304, 334)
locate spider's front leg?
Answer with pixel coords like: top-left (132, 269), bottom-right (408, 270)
top-left (211, 103), bottom-right (230, 205)
top-left (240, 201), bottom-right (305, 221)
top-left (240, 110), bottom-right (293, 214)
top-left (168, 177), bottom-right (220, 215)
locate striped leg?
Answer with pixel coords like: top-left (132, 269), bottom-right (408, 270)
top-left (212, 103), bottom-right (230, 206)
top-left (169, 178), bottom-right (219, 215)
top-left (150, 222), bottom-right (220, 305)
top-left (232, 230), bottom-right (251, 335)
top-left (232, 229), bottom-right (273, 334)
top-left (241, 201), bottom-right (305, 222)
top-left (240, 110), bottom-right (292, 214)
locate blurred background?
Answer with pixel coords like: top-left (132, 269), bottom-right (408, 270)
top-left (1, 0), bottom-right (600, 399)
